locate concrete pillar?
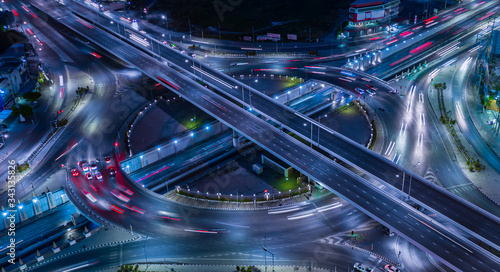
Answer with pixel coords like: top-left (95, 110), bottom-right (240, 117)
top-left (68, 235), bottom-right (76, 246)
top-left (46, 192), bottom-right (56, 210)
top-left (52, 242), bottom-right (60, 253)
top-left (139, 155), bottom-right (145, 168)
top-left (36, 250), bottom-right (44, 262)
top-left (83, 226), bottom-right (91, 238)
top-left (33, 194), bottom-right (42, 215)
top-left (18, 259), bottom-right (26, 271)
top-left (232, 130), bottom-right (240, 148)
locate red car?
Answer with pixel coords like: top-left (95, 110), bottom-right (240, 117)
top-left (71, 169), bottom-right (79, 177)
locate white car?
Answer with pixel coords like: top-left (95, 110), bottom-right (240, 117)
top-left (81, 162), bottom-right (89, 172)
top-left (94, 171), bottom-right (103, 181)
top-left (86, 172), bottom-right (93, 181)
top-left (82, 189), bottom-right (97, 202)
top-left (90, 161), bottom-right (98, 171)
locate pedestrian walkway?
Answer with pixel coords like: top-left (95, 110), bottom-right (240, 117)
top-left (100, 263), bottom-right (333, 272)
top-left (427, 64), bottom-right (500, 205)
top-left (165, 186), bottom-right (332, 211)
top-left (465, 78), bottom-right (500, 163)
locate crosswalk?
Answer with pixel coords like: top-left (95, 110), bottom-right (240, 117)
top-left (423, 167), bottom-right (441, 187)
top-left (446, 183), bottom-right (476, 194)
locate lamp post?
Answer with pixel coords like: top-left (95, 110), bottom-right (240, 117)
top-left (260, 245), bottom-right (275, 272)
top-left (408, 162), bottom-right (420, 200)
top-left (402, 162), bottom-right (420, 201)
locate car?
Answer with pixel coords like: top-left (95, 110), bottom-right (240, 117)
top-left (81, 162), bottom-right (89, 172)
top-left (354, 263), bottom-right (372, 272)
top-left (354, 87), bottom-right (365, 95)
top-left (108, 166), bottom-right (116, 175)
top-left (384, 264), bottom-right (401, 272)
top-left (111, 190), bottom-right (130, 202)
top-left (105, 156), bottom-right (111, 164)
top-left (31, 101), bottom-right (39, 108)
top-left (94, 171), bottom-right (103, 181)
top-left (86, 172), bottom-right (93, 180)
top-left (82, 189), bottom-right (97, 202)
top-left (0, 124), bottom-right (7, 129)
top-left (90, 161), bottom-right (97, 171)
top-left (124, 204), bottom-right (145, 214)
top-left (366, 84), bottom-right (378, 91)
top-left (389, 89), bottom-right (398, 94)
top-left (71, 169), bottom-right (79, 177)
top-left (366, 89), bottom-right (375, 96)
top-left (110, 205), bottom-right (125, 214)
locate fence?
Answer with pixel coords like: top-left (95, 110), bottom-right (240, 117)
top-left (175, 185), bottom-right (310, 203)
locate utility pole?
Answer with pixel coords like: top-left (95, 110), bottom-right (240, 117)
top-left (252, 25), bottom-right (255, 43)
top-left (188, 17), bottom-right (192, 38)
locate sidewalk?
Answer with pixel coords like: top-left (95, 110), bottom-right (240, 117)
top-left (465, 77), bottom-right (500, 165)
top-left (100, 263), bottom-right (333, 272)
top-left (427, 64), bottom-right (500, 205)
top-left (165, 186), bottom-right (332, 211)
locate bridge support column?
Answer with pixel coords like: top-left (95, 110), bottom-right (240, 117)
top-left (232, 130), bottom-right (240, 148)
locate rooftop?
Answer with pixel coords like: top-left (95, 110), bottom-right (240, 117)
top-left (0, 43), bottom-right (25, 59)
top-left (350, 0), bottom-right (387, 8)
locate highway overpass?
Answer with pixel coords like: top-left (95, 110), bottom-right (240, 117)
top-left (29, 0), bottom-right (500, 271)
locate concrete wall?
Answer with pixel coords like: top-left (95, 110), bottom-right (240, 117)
top-left (274, 81), bottom-right (324, 104)
top-left (121, 121), bottom-right (229, 173)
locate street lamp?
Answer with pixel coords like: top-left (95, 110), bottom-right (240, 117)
top-left (408, 162), bottom-right (420, 200)
top-left (402, 162), bottom-right (420, 201)
top-left (260, 245), bottom-right (275, 272)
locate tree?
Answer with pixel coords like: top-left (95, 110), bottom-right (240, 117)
top-left (22, 91), bottom-right (42, 101)
top-left (20, 105), bottom-right (34, 116)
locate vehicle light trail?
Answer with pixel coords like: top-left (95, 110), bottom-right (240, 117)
top-left (389, 55), bottom-right (411, 66)
top-left (408, 213), bottom-right (473, 254)
top-left (135, 164), bottom-right (170, 183)
top-left (156, 76), bottom-right (180, 90)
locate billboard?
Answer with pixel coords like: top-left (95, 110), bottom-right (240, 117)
top-left (287, 34), bottom-right (297, 40)
top-left (257, 35), bottom-right (267, 41)
top-left (267, 33), bottom-right (281, 41)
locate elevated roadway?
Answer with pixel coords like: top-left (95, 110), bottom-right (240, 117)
top-left (27, 0), bottom-right (500, 271)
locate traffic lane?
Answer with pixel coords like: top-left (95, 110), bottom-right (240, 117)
top-left (98, 6), bottom-right (500, 251)
top-left (366, 9), bottom-right (498, 79)
top-left (29, 235), bottom-right (378, 272)
top-left (105, 144), bottom-right (370, 242)
top-left (0, 62), bottom-right (119, 203)
top-left (32, 3), bottom-right (499, 269)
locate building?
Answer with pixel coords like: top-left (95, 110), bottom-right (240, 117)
top-left (492, 30), bottom-right (500, 57)
top-left (344, 0), bottom-right (401, 37)
top-left (0, 43), bottom-right (30, 108)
